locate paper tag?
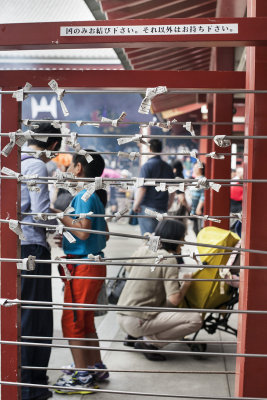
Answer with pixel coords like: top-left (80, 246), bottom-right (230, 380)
top-left (118, 151), bottom-right (139, 161)
top-left (1, 132), bottom-right (16, 157)
top-left (48, 79), bottom-right (69, 116)
top-left (34, 213), bottom-right (48, 221)
top-left (139, 86), bottom-right (167, 114)
top-left (1, 167), bottom-right (20, 180)
top-left (101, 111), bottom-right (126, 127)
top-left (135, 177), bottom-right (145, 188)
top-left (17, 255), bottom-right (36, 271)
top-left (9, 219), bottom-right (26, 240)
top-left (81, 183), bottom-right (95, 202)
top-left (214, 135), bottom-right (231, 148)
top-left (114, 207), bottom-right (129, 221)
top-left (145, 208), bottom-right (167, 221)
top-left (63, 231), bottom-right (77, 243)
top-left (206, 151), bottom-right (225, 160)
top-left (77, 150), bottom-right (93, 164)
top-left (147, 235), bottom-right (161, 252)
top-left (26, 180), bottom-right (40, 192)
top-left (12, 82), bottom-right (32, 102)
top-left (183, 121), bottom-right (195, 136)
top-left (155, 182), bottom-right (167, 192)
top-left (62, 264), bottom-right (72, 280)
top-left (210, 182), bottom-right (222, 192)
top-left (55, 170), bottom-right (75, 182)
top-left (88, 254), bottom-right (102, 262)
top-left (203, 215), bottom-right (222, 223)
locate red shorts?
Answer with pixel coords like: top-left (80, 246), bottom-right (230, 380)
top-left (62, 263), bottom-right (106, 338)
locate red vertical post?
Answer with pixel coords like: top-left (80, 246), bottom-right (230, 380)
top-left (209, 48), bottom-right (234, 229)
top-left (0, 88), bottom-right (21, 399)
top-left (203, 102), bottom-right (213, 220)
top-left (235, 0), bottom-right (267, 397)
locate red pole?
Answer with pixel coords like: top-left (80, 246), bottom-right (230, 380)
top-left (235, 0), bottom-right (267, 397)
top-left (0, 88), bottom-right (21, 399)
top-left (209, 48), bottom-right (234, 230)
top-left (203, 102), bottom-right (213, 222)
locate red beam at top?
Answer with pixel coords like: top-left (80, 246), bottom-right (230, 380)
top-left (0, 70), bottom-right (245, 90)
top-left (0, 18), bottom-right (267, 50)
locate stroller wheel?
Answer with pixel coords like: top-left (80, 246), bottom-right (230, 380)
top-left (188, 343), bottom-right (207, 352)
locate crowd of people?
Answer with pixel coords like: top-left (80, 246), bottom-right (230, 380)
top-left (20, 123), bottom-right (242, 399)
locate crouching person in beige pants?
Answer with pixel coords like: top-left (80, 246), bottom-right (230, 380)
top-left (117, 220), bottom-right (202, 361)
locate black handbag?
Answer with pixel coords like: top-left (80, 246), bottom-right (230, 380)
top-left (106, 266), bottom-right (126, 304)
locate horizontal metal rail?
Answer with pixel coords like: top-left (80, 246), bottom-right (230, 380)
top-left (0, 380), bottom-right (263, 400)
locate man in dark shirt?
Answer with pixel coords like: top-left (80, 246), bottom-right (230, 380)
top-left (133, 139), bottom-right (174, 234)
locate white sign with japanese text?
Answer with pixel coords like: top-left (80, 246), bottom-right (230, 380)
top-left (60, 24), bottom-right (238, 37)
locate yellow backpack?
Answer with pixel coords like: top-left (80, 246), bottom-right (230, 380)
top-left (180, 227), bottom-right (240, 310)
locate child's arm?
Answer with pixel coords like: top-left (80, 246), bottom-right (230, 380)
top-left (58, 214), bottom-right (92, 241)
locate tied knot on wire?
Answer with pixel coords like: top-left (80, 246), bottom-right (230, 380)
top-left (64, 131), bottom-right (93, 163)
top-left (55, 221), bottom-right (76, 244)
top-left (72, 212), bottom-right (94, 223)
top-left (206, 151), bottom-right (225, 160)
top-left (22, 119), bottom-right (39, 129)
top-left (195, 177), bottom-right (221, 193)
top-left (55, 170), bottom-right (75, 182)
top-left (12, 82), bottom-right (32, 102)
top-left (32, 150), bottom-right (54, 159)
top-left (76, 120), bottom-right (100, 128)
top-left (117, 133), bottom-right (149, 146)
top-left (146, 233), bottom-right (161, 253)
top-left (214, 135), bottom-right (231, 148)
top-left (1, 129), bottom-right (47, 158)
top-left (17, 255), bottom-right (36, 271)
top-left (101, 111), bottom-right (127, 127)
top-left (202, 215), bottom-right (222, 223)
top-left (88, 254), bottom-right (103, 262)
top-left (81, 177), bottom-right (109, 203)
top-left (138, 86), bottom-right (167, 114)
top-left (118, 151), bottom-right (140, 161)
top-left (145, 208), bottom-right (167, 222)
top-left (8, 219), bottom-right (26, 240)
top-left (188, 150), bottom-right (203, 168)
top-left (106, 207), bottom-right (129, 222)
top-left (183, 121), bottom-right (195, 136)
top-left (149, 119), bottom-right (177, 132)
top-left (48, 79), bottom-right (69, 117)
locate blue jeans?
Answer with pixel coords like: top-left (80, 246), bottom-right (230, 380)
top-left (138, 205), bottom-right (165, 235)
top-left (21, 244), bottom-right (53, 400)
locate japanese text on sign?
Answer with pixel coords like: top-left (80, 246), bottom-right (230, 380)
top-left (60, 24), bottom-right (238, 37)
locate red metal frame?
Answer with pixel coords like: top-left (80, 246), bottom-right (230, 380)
top-left (0, 18), bottom-right (267, 49)
top-left (0, 5), bottom-right (266, 397)
top-left (235, 1), bottom-right (267, 397)
top-left (209, 48), bottom-right (234, 229)
top-left (0, 88), bottom-right (21, 399)
top-left (0, 70), bottom-right (245, 90)
top-left (0, 68), bottom-right (244, 400)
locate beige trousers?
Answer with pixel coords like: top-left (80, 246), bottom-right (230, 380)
top-left (117, 311), bottom-right (202, 348)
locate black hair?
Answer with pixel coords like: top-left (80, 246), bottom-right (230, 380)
top-left (72, 149), bottom-right (105, 178)
top-left (155, 219), bottom-right (185, 253)
top-left (28, 122), bottom-right (62, 151)
top-left (149, 139), bottom-right (162, 153)
top-left (73, 149), bottom-right (106, 207)
top-left (172, 159), bottom-right (184, 179)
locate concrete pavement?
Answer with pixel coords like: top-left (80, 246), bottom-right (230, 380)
top-left (49, 220), bottom-right (237, 399)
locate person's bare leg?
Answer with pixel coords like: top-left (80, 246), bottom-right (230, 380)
top-left (85, 332), bottom-right (101, 365)
top-left (69, 340), bottom-right (89, 369)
